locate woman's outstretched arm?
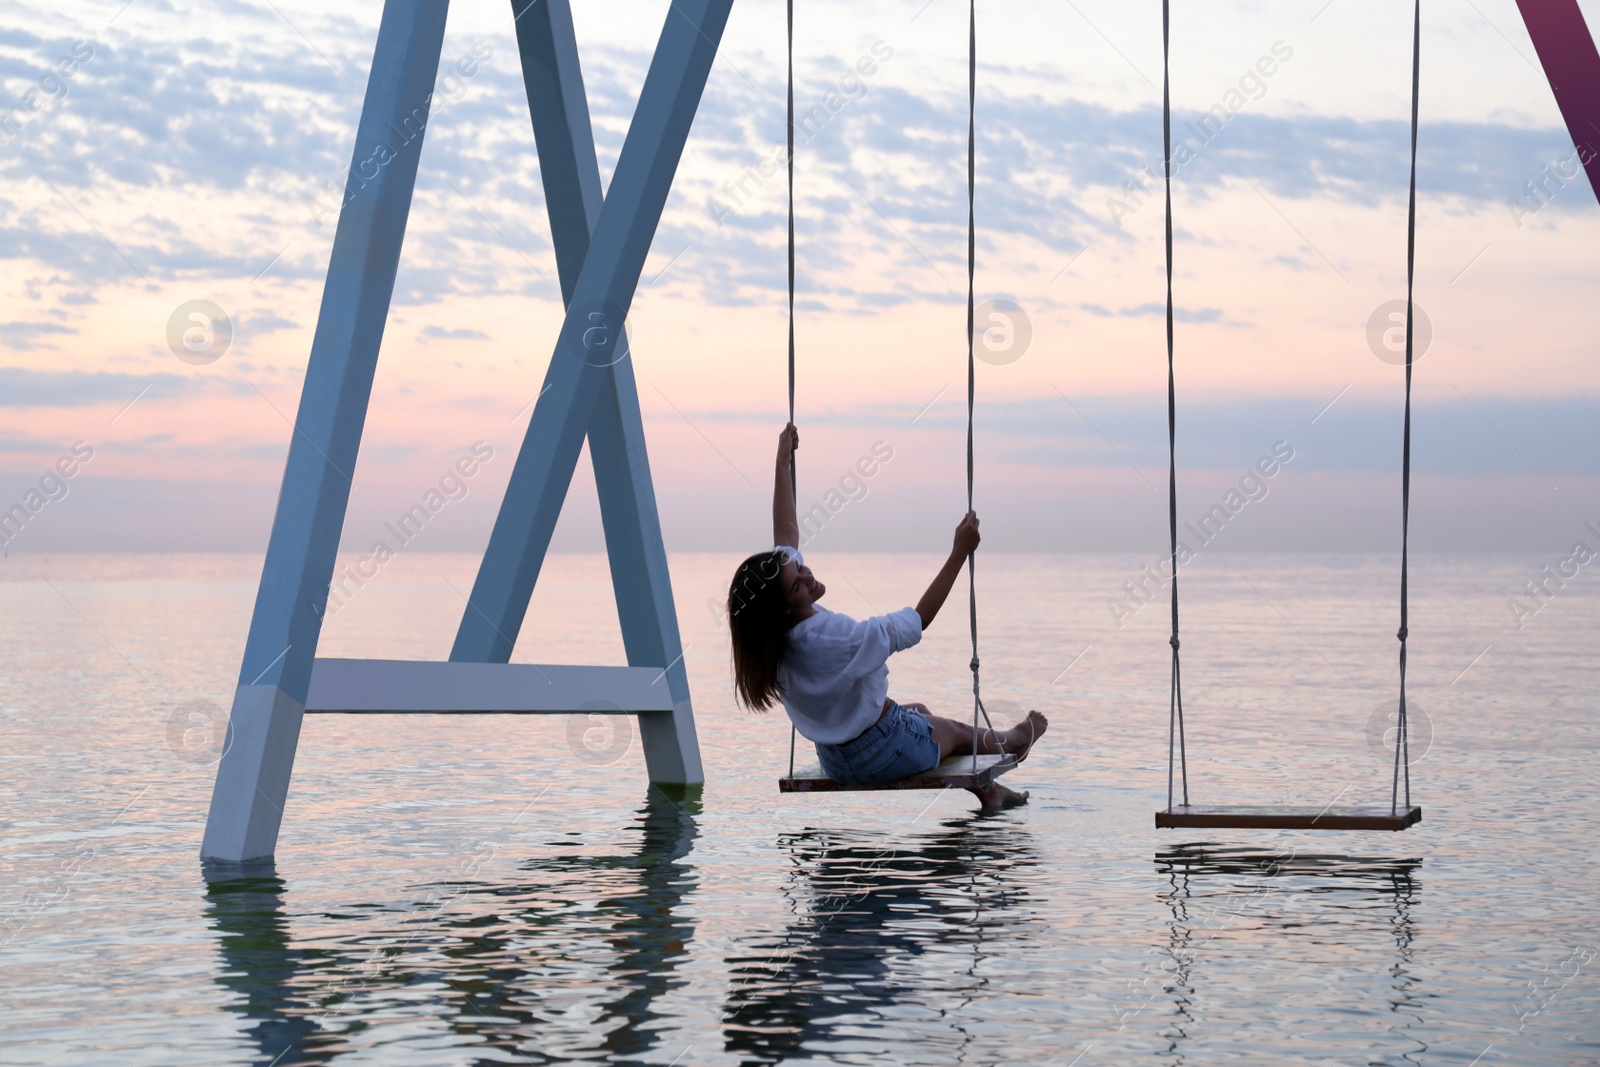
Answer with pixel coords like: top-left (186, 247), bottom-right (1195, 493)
top-left (773, 423), bottom-right (800, 547)
top-left (916, 512), bottom-right (981, 630)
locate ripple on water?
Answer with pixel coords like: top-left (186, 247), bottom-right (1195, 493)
top-left (1, 552), bottom-right (1597, 1066)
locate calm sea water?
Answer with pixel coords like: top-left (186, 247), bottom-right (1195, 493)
top-left (1, 550), bottom-right (1597, 1066)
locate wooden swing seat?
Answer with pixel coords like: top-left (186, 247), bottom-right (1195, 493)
top-left (1156, 804), bottom-right (1422, 832)
top-left (780, 752), bottom-right (1017, 793)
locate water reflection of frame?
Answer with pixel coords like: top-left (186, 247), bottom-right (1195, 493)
top-left (202, 787), bottom-right (700, 1065)
top-left (1143, 845), bottom-right (1423, 1065)
top-left (723, 819), bottom-right (1039, 1065)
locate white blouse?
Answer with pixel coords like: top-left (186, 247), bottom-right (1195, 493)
top-left (773, 546), bottom-right (924, 744)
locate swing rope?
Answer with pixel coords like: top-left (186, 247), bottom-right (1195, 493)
top-left (786, 0), bottom-right (797, 781)
top-left (964, 0), bottom-right (992, 772)
top-left (786, 0), bottom-right (797, 505)
top-left (1161, 0), bottom-right (1189, 812)
top-left (1394, 0), bottom-right (1421, 815)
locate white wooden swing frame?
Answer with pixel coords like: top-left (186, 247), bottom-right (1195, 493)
top-left (203, 0), bottom-right (732, 863)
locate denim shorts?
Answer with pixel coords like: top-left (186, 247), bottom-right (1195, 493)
top-left (815, 699), bottom-right (941, 785)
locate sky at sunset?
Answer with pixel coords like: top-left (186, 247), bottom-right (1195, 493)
top-left (1, 0), bottom-right (1597, 555)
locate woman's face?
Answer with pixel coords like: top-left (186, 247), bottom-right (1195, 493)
top-left (778, 557), bottom-right (824, 616)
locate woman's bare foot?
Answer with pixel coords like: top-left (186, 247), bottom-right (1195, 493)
top-left (972, 782), bottom-right (1030, 811)
top-left (1001, 711), bottom-right (1048, 760)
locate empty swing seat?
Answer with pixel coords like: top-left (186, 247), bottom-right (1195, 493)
top-left (1156, 804), bottom-right (1422, 832)
top-left (780, 752), bottom-right (1017, 793)
top-left (1141, 1), bottom-right (1430, 838)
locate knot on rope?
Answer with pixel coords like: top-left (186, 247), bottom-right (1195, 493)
top-left (1169, 635), bottom-right (1180, 651)
top-left (969, 657), bottom-right (980, 674)
top-left (1396, 626), bottom-right (1409, 642)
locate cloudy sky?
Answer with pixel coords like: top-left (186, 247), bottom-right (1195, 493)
top-left (1, 0), bottom-right (1597, 554)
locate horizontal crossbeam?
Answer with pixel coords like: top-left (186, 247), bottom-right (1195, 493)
top-left (305, 658), bottom-right (675, 714)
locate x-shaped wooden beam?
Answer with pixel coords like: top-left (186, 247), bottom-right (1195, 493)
top-left (447, 0), bottom-right (726, 780)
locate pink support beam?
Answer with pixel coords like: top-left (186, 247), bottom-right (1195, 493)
top-left (1515, 0), bottom-right (1600, 201)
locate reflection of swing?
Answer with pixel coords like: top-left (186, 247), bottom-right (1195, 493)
top-left (1155, 0), bottom-right (1423, 831)
top-left (778, 1), bottom-right (1014, 794)
top-left (724, 825), bottom-right (1037, 1061)
top-left (1150, 846), bottom-right (1423, 1060)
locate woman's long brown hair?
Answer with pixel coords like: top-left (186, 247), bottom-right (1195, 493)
top-left (728, 550), bottom-right (788, 711)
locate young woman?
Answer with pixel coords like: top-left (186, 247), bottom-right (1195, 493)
top-left (727, 424), bottom-right (1047, 811)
